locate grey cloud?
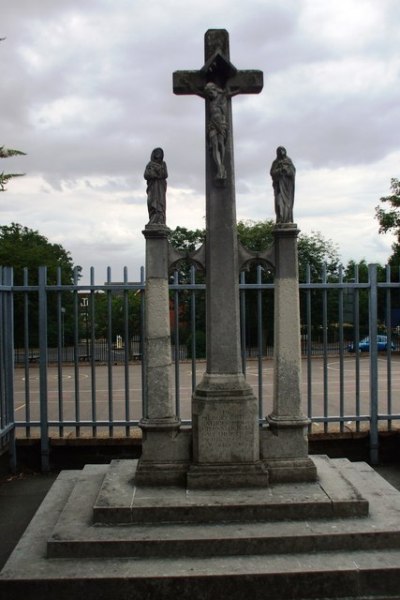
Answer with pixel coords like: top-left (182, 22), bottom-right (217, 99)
top-left (1, 1), bottom-right (399, 276)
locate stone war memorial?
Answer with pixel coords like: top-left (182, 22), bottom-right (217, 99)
top-left (2, 29), bottom-right (400, 600)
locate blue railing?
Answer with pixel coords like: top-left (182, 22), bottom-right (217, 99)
top-left (1, 263), bottom-right (399, 470)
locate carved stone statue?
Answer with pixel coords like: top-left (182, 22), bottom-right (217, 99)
top-left (144, 147), bottom-right (168, 225)
top-left (179, 79), bottom-right (240, 180)
top-left (204, 82), bottom-right (228, 179)
top-left (270, 146), bottom-right (296, 223)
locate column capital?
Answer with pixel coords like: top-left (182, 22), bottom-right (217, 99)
top-left (142, 224), bottom-right (170, 240)
top-left (273, 223), bottom-right (300, 238)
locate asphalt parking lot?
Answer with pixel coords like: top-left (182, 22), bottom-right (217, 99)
top-left (1, 355), bottom-right (400, 571)
top-left (12, 355), bottom-right (400, 429)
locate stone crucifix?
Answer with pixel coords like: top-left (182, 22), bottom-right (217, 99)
top-left (174, 29), bottom-right (263, 184)
top-left (173, 30), bottom-right (268, 488)
top-left (173, 29), bottom-right (263, 377)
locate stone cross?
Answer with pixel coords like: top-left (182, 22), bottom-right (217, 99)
top-left (173, 29), bottom-right (263, 377)
top-left (173, 30), bottom-right (268, 488)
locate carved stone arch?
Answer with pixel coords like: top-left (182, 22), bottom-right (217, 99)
top-left (167, 242), bottom-right (206, 274)
top-left (237, 240), bottom-right (275, 274)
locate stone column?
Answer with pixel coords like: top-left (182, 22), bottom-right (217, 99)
top-left (185, 32), bottom-right (268, 490)
top-left (261, 224), bottom-right (317, 482)
top-left (135, 225), bottom-right (189, 486)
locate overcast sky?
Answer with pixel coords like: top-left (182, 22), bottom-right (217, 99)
top-left (2, 0), bottom-right (399, 282)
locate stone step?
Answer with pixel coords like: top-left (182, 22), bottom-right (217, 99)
top-left (47, 519), bottom-right (400, 560)
top-left (3, 458), bottom-right (400, 599)
top-left (45, 456), bottom-right (400, 560)
top-left (92, 456), bottom-right (369, 525)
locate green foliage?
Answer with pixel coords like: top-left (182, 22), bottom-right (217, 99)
top-left (94, 291), bottom-right (142, 341)
top-left (375, 179), bottom-right (400, 265)
top-left (0, 223), bottom-right (80, 346)
top-left (0, 147), bottom-right (26, 159)
top-left (168, 220), bottom-right (342, 352)
top-left (186, 330), bottom-right (206, 359)
top-left (168, 225), bottom-right (206, 285)
top-left (298, 231), bottom-right (340, 280)
top-left (168, 225), bottom-right (205, 252)
top-left (0, 223), bottom-right (78, 284)
top-left (1, 37), bottom-right (26, 191)
top-left (237, 219), bottom-right (274, 251)
top-left (375, 178), bottom-right (400, 234)
top-left (236, 219), bottom-right (340, 280)
top-left (0, 146), bottom-right (26, 191)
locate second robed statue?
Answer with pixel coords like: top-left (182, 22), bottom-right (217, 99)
top-left (144, 147), bottom-right (168, 225)
top-left (270, 146), bottom-right (296, 224)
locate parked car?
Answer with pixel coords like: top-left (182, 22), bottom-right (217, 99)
top-left (347, 335), bottom-right (395, 353)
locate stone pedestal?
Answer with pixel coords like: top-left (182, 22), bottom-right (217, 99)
top-left (187, 179), bottom-right (267, 487)
top-left (189, 373), bottom-right (268, 489)
top-left (135, 225), bottom-right (187, 485)
top-left (5, 457), bottom-right (400, 599)
top-left (262, 224), bottom-right (316, 482)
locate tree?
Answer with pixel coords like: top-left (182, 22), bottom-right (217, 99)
top-left (167, 220), bottom-right (342, 352)
top-left (168, 226), bottom-right (206, 348)
top-left (375, 178), bottom-right (400, 265)
top-left (343, 259), bottom-right (389, 342)
top-left (0, 146), bottom-right (26, 191)
top-left (298, 231), bottom-right (340, 280)
top-left (94, 291), bottom-right (142, 343)
top-left (237, 219), bottom-right (274, 252)
top-left (168, 225), bottom-right (206, 283)
top-left (0, 223), bottom-right (80, 346)
top-left (0, 223), bottom-right (78, 284)
top-left (0, 40), bottom-right (26, 191)
top-left (235, 220), bottom-right (341, 351)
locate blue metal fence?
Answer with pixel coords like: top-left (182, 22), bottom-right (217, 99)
top-left (0, 263), bottom-right (399, 470)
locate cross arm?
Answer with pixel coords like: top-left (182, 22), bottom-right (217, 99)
top-left (228, 70), bottom-right (264, 96)
top-left (173, 70), bottom-right (206, 96)
top-left (173, 68), bottom-right (263, 98)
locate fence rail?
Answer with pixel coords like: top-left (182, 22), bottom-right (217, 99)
top-left (1, 263), bottom-right (400, 470)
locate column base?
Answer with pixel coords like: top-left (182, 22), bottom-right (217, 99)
top-left (139, 416), bottom-right (182, 432)
top-left (263, 457), bottom-right (317, 483)
top-left (261, 415), bottom-right (317, 483)
top-left (135, 418), bottom-right (191, 486)
top-left (134, 461), bottom-right (189, 487)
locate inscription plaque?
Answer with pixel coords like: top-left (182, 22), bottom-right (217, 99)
top-left (196, 404), bottom-right (258, 463)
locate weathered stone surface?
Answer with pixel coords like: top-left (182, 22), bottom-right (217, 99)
top-left (142, 224), bottom-right (170, 276)
top-left (92, 457), bottom-right (368, 525)
top-left (5, 458), bottom-right (400, 599)
top-left (270, 146), bottom-right (296, 224)
top-left (138, 426), bottom-right (190, 458)
top-left (263, 223), bottom-right (315, 481)
top-left (192, 391), bottom-right (259, 463)
top-left (271, 224), bottom-right (303, 419)
top-left (261, 421), bottom-right (310, 460)
top-left (171, 30), bottom-right (267, 487)
top-left (145, 280), bottom-right (170, 337)
top-left (137, 224), bottom-right (181, 485)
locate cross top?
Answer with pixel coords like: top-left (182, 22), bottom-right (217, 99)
top-left (173, 29), bottom-right (263, 182)
top-left (173, 29), bottom-right (263, 95)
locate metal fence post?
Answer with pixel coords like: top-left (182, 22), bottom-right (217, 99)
top-left (368, 263), bottom-right (379, 464)
top-left (7, 262), bottom-right (399, 442)
top-left (39, 266), bottom-right (50, 472)
top-left (3, 267), bottom-right (16, 471)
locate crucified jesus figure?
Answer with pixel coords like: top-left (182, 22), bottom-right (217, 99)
top-left (205, 82), bottom-right (230, 179)
top-left (186, 80), bottom-right (240, 180)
